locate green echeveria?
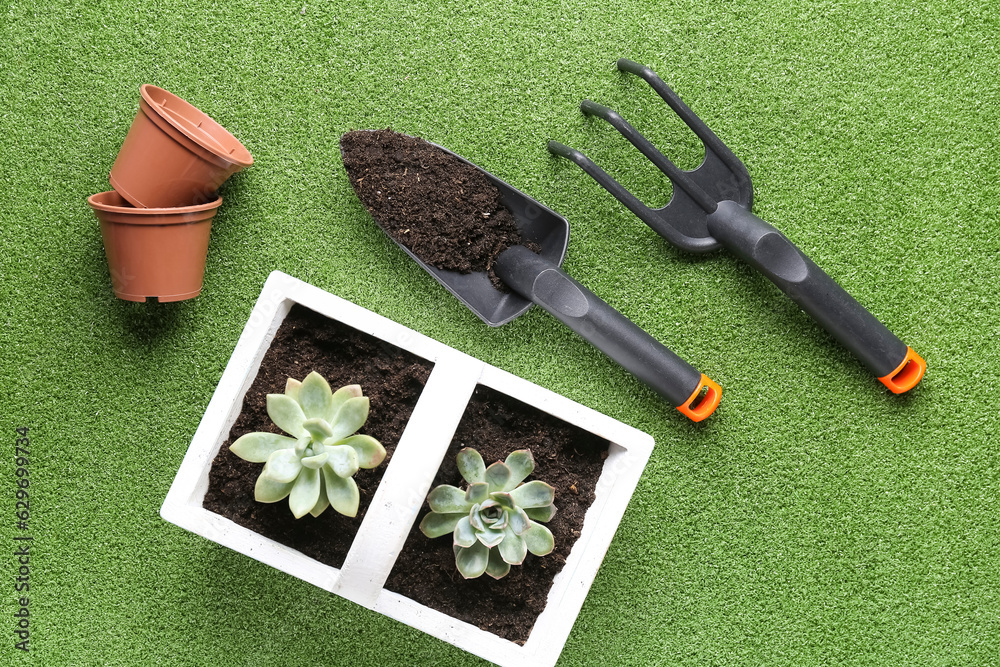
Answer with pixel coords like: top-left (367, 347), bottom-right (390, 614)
top-left (229, 371), bottom-right (385, 519)
top-left (418, 448), bottom-right (556, 580)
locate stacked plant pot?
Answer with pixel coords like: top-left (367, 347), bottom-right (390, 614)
top-left (88, 85), bottom-right (253, 302)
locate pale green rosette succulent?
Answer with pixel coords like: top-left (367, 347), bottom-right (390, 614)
top-left (229, 371), bottom-right (385, 519)
top-left (418, 447), bottom-right (556, 580)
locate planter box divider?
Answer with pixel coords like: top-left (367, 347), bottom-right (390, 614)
top-left (334, 360), bottom-right (483, 605)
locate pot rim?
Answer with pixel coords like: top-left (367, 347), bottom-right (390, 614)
top-left (87, 190), bottom-right (223, 215)
top-left (139, 84), bottom-right (254, 168)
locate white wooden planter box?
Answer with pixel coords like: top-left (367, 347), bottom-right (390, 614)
top-left (161, 270), bottom-right (654, 667)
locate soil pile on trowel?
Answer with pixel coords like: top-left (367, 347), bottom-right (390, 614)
top-left (341, 130), bottom-right (717, 416)
top-left (340, 129), bottom-right (532, 288)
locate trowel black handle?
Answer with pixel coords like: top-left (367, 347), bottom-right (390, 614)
top-left (494, 245), bottom-right (721, 421)
top-left (706, 200), bottom-right (925, 393)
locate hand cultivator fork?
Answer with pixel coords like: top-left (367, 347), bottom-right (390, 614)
top-left (548, 58), bottom-right (925, 394)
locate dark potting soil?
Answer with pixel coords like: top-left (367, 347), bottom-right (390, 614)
top-left (340, 128), bottom-right (531, 289)
top-left (203, 304), bottom-right (433, 568)
top-left (383, 383), bottom-right (611, 645)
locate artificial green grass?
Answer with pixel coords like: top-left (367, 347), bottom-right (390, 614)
top-left (2, 0), bottom-right (998, 664)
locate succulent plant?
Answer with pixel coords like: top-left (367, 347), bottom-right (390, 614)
top-left (229, 371), bottom-right (385, 519)
top-left (418, 447), bottom-right (556, 579)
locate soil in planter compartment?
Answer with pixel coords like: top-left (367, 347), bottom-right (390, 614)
top-left (203, 304), bottom-right (432, 568)
top-left (340, 128), bottom-right (537, 290)
top-left (384, 383), bottom-right (610, 645)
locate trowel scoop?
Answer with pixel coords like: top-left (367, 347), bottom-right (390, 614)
top-left (341, 131), bottom-right (720, 421)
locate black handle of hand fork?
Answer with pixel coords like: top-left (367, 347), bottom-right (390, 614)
top-left (707, 201), bottom-right (925, 393)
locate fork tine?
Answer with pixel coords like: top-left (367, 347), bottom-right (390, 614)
top-left (547, 139), bottom-right (657, 220)
top-left (580, 99), bottom-right (718, 214)
top-left (546, 140), bottom-right (705, 250)
top-left (616, 58), bottom-right (751, 196)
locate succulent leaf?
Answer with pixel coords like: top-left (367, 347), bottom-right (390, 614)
top-left (289, 467), bottom-right (321, 519)
top-left (266, 393), bottom-right (308, 438)
top-left (455, 541), bottom-right (489, 579)
top-left (485, 546), bottom-right (511, 580)
top-left (419, 511), bottom-right (465, 539)
top-left (498, 526), bottom-right (527, 565)
top-left (326, 444), bottom-right (360, 478)
top-left (456, 448), bottom-right (486, 484)
top-left (254, 472), bottom-right (294, 503)
top-left (329, 384), bottom-right (363, 423)
top-left (428, 485), bottom-right (472, 514)
top-left (284, 378), bottom-right (302, 401)
top-left (298, 371), bottom-right (335, 420)
top-left (309, 482), bottom-right (331, 517)
top-left (507, 506), bottom-right (531, 536)
top-left (323, 470), bottom-right (360, 517)
top-left (453, 516), bottom-right (477, 548)
top-left (465, 482), bottom-right (489, 505)
top-left (469, 505), bottom-right (486, 532)
top-left (338, 434), bottom-right (386, 469)
top-left (509, 480), bottom-right (555, 509)
top-left (484, 461), bottom-right (512, 492)
top-left (264, 449), bottom-right (304, 484)
top-left (524, 522), bottom-right (555, 556)
top-left (503, 450), bottom-right (535, 491)
top-left (301, 451), bottom-right (329, 469)
top-left (524, 504), bottom-right (557, 523)
top-left (230, 432), bottom-right (297, 463)
top-left (477, 527), bottom-right (506, 548)
top-left (328, 396), bottom-right (370, 442)
top-left (490, 492), bottom-right (515, 511)
top-left (302, 418), bottom-right (335, 443)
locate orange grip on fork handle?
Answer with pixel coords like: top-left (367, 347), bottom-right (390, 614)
top-left (878, 347), bottom-right (926, 394)
top-left (676, 375), bottom-right (722, 422)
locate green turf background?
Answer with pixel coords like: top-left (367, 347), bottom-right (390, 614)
top-left (2, 0), bottom-right (998, 664)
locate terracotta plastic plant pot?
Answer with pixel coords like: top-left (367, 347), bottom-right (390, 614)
top-left (109, 84), bottom-right (253, 208)
top-left (87, 190), bottom-right (222, 302)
